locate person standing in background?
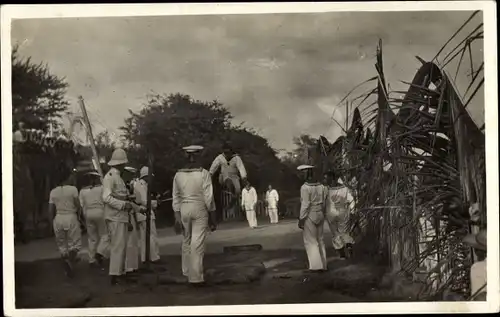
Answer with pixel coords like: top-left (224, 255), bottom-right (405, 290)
top-left (79, 171), bottom-right (109, 268)
top-left (102, 148), bottom-right (136, 286)
top-left (324, 170), bottom-right (355, 259)
top-left (173, 145), bottom-right (216, 286)
top-left (266, 185), bottom-right (280, 224)
top-left (241, 180), bottom-right (258, 228)
top-left (134, 166), bottom-right (161, 264)
top-left (297, 165), bottom-right (328, 272)
top-left (48, 171), bottom-right (83, 278)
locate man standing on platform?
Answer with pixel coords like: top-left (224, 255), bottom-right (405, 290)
top-left (173, 145), bottom-right (217, 286)
top-left (241, 180), bottom-right (258, 228)
top-left (209, 142), bottom-right (247, 210)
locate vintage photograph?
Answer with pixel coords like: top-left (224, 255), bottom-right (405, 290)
top-left (2, 2), bottom-right (497, 315)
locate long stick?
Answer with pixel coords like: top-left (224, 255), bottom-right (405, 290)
top-left (145, 152), bottom-right (153, 266)
top-left (78, 96), bottom-right (104, 181)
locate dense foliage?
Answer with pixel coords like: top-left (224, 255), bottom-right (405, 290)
top-left (12, 45), bottom-right (69, 131)
top-left (117, 93), bottom-right (301, 222)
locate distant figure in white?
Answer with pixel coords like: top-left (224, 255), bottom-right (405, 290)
top-left (209, 142), bottom-right (247, 208)
top-left (297, 165), bottom-right (328, 272)
top-left (173, 145), bottom-right (217, 286)
top-left (79, 171), bottom-right (109, 268)
top-left (265, 185), bottom-right (280, 224)
top-left (324, 170), bottom-right (355, 259)
top-left (133, 166), bottom-right (160, 264)
top-left (48, 172), bottom-right (83, 277)
top-left (241, 180), bottom-right (258, 228)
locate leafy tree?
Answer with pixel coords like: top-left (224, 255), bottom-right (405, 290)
top-left (12, 45), bottom-right (69, 131)
top-left (120, 93), bottom-right (301, 224)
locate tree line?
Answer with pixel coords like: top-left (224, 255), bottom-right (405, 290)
top-left (12, 48), bottom-right (312, 233)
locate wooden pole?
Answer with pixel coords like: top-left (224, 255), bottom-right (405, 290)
top-left (78, 96), bottom-right (104, 181)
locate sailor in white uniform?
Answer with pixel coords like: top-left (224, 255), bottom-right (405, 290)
top-left (79, 171), bottom-right (109, 267)
top-left (297, 165), bottom-right (328, 272)
top-left (172, 145), bottom-right (216, 286)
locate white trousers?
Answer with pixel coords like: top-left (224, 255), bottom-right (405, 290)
top-left (268, 208), bottom-right (279, 224)
top-left (53, 214), bottom-right (82, 257)
top-left (107, 220), bottom-right (129, 276)
top-left (180, 202), bottom-right (209, 283)
top-left (244, 208), bottom-right (258, 228)
top-left (85, 209), bottom-right (110, 262)
top-left (125, 217), bottom-right (140, 272)
top-left (138, 218), bottom-right (160, 263)
top-left (303, 218), bottom-right (327, 270)
top-left (326, 210), bottom-right (354, 250)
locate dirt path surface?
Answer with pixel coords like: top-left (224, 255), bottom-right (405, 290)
top-left (14, 219), bottom-right (407, 308)
top-left (15, 219), bottom-right (310, 262)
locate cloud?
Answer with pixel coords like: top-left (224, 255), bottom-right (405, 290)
top-left (11, 11), bottom-right (484, 150)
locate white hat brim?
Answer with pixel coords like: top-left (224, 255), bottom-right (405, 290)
top-left (108, 159), bottom-right (128, 166)
top-left (297, 164), bottom-right (314, 171)
top-left (183, 145), bottom-right (204, 153)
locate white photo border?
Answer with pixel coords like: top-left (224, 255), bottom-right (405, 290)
top-left (2, 1), bottom-right (498, 316)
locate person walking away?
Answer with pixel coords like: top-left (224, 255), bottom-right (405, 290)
top-left (102, 148), bottom-right (136, 285)
top-left (266, 185), bottom-right (280, 224)
top-left (79, 171), bottom-right (109, 268)
top-left (463, 225), bottom-right (487, 301)
top-left (173, 145), bottom-right (217, 286)
top-left (134, 166), bottom-right (161, 264)
top-left (297, 165), bottom-right (328, 272)
top-left (48, 172), bottom-right (83, 278)
top-left (324, 170), bottom-right (355, 259)
top-left (209, 142), bottom-right (247, 210)
top-left (241, 180), bottom-right (258, 228)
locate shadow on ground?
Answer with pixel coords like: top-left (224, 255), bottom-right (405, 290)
top-left (15, 249), bottom-right (423, 308)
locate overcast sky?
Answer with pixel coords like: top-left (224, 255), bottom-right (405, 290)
top-left (11, 11), bottom-right (484, 151)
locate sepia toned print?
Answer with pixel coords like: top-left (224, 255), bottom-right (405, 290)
top-left (2, 2), bottom-right (498, 316)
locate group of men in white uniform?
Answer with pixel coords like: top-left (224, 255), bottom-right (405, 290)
top-left (48, 142), bottom-right (358, 285)
top-left (297, 164), bottom-right (355, 271)
top-left (48, 143), bottom-right (247, 286)
top-left (48, 147), bottom-right (161, 284)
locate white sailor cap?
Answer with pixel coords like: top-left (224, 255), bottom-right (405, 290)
top-left (297, 164), bottom-right (314, 171)
top-left (124, 166), bottom-right (137, 173)
top-left (182, 145), bottom-right (204, 153)
top-left (85, 171), bottom-right (101, 177)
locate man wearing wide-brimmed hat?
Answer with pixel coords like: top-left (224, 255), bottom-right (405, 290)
top-left (102, 148), bottom-right (136, 285)
top-left (464, 228), bottom-right (487, 301)
top-left (172, 145), bottom-right (216, 286)
top-left (133, 166), bottom-right (160, 264)
top-left (79, 170), bottom-right (109, 267)
top-left (297, 164), bottom-right (328, 272)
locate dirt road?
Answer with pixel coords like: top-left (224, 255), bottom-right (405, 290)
top-left (14, 219), bottom-right (396, 308)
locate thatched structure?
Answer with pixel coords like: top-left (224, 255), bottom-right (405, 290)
top-left (312, 12), bottom-right (484, 299)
